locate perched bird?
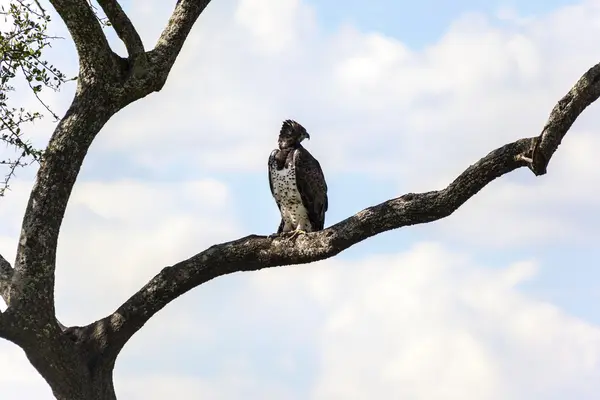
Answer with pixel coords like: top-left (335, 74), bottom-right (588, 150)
top-left (268, 119), bottom-right (328, 238)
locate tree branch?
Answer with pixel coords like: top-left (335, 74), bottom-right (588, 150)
top-left (96, 0), bottom-right (145, 57)
top-left (48, 0), bottom-right (116, 81)
top-left (521, 62), bottom-right (600, 175)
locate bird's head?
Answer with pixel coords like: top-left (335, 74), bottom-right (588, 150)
top-left (278, 119), bottom-right (310, 149)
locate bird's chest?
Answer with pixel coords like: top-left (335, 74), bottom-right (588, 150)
top-left (270, 164), bottom-right (302, 205)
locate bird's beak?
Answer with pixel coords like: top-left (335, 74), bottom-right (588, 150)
top-left (305, 132), bottom-right (311, 141)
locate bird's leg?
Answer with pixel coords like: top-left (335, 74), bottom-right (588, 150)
top-left (268, 219), bottom-right (287, 239)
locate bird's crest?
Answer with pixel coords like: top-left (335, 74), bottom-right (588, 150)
top-left (280, 119), bottom-right (306, 136)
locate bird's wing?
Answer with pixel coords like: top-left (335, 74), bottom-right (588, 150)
top-left (268, 149), bottom-right (281, 211)
top-left (294, 147), bottom-right (328, 231)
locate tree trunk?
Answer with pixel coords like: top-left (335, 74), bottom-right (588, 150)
top-left (30, 352), bottom-right (117, 400)
top-left (49, 374), bottom-right (116, 400)
top-left (14, 324), bottom-right (119, 400)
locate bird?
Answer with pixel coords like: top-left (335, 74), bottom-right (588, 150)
top-left (268, 119), bottom-right (328, 239)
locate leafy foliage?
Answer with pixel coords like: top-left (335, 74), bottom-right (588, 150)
top-left (0, 0), bottom-right (68, 196)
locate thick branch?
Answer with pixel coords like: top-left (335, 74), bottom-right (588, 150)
top-left (96, 0), bottom-right (145, 57)
top-left (94, 60), bottom-right (600, 356)
top-left (49, 0), bottom-right (116, 81)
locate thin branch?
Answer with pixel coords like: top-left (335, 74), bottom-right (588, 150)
top-left (96, 0), bottom-right (145, 57)
top-left (18, 64), bottom-right (60, 120)
top-left (32, 0), bottom-right (47, 15)
top-left (91, 61), bottom-right (600, 356)
top-left (0, 157), bottom-right (36, 198)
top-left (48, 0), bottom-right (116, 81)
top-left (0, 253), bottom-right (13, 306)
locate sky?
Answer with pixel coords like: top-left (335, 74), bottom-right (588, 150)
top-left (1, 0), bottom-right (600, 398)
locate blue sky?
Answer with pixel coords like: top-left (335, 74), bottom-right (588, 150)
top-left (309, 0), bottom-right (580, 47)
top-left (2, 0), bottom-right (600, 398)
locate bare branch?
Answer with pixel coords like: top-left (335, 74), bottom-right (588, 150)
top-left (48, 0), bottom-right (116, 80)
top-left (92, 62), bottom-right (600, 356)
top-left (0, 253), bottom-right (13, 306)
top-left (522, 62), bottom-right (600, 175)
top-left (96, 0), bottom-right (145, 56)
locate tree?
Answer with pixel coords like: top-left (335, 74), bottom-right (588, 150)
top-left (0, 0), bottom-right (599, 399)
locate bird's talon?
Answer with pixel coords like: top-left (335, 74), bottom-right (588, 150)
top-left (286, 229), bottom-right (307, 240)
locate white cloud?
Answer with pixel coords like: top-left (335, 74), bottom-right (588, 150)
top-left (89, 0), bottom-right (600, 179)
top-left (0, 175), bottom-right (243, 398)
top-left (117, 373), bottom-right (300, 400)
top-left (0, 346), bottom-right (53, 399)
top-left (67, 0), bottom-right (600, 248)
top-left (0, 177), bottom-right (241, 320)
top-left (54, 178), bottom-right (240, 323)
top-left (234, 0), bottom-right (316, 53)
top-left (435, 129), bottom-right (600, 248)
top-left (4, 241), bottom-right (600, 399)
top-left (247, 242), bottom-right (600, 400)
top-left (7, 239), bottom-right (592, 400)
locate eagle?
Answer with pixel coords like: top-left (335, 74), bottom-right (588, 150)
top-left (268, 119), bottom-right (328, 239)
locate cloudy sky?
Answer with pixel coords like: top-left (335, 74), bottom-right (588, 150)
top-left (2, 0), bottom-right (600, 398)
